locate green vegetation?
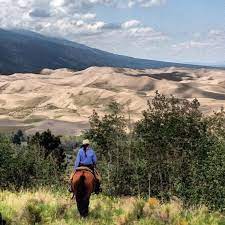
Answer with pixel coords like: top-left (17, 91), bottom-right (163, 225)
top-left (1, 92), bottom-right (225, 224)
top-left (1, 189), bottom-right (225, 225)
top-left (0, 130), bottom-right (66, 190)
top-left (85, 92), bottom-right (225, 210)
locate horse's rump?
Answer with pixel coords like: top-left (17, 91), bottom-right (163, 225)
top-left (71, 166), bottom-right (101, 182)
top-left (71, 170), bottom-right (95, 195)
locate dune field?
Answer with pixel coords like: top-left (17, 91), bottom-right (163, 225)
top-left (0, 66), bottom-right (225, 134)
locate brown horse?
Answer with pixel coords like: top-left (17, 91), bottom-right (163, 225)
top-left (71, 169), bottom-right (95, 217)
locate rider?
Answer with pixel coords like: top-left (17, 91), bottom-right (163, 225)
top-left (72, 139), bottom-right (101, 194)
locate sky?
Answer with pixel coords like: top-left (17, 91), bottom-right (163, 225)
top-left (0, 0), bottom-right (224, 64)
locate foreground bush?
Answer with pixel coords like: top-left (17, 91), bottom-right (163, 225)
top-left (0, 189), bottom-right (224, 225)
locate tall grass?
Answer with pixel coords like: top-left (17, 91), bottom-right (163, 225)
top-left (0, 189), bottom-right (224, 225)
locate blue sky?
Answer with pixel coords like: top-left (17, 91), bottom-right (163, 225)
top-left (0, 0), bottom-right (224, 64)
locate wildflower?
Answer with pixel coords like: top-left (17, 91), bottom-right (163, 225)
top-left (178, 219), bottom-right (188, 225)
top-left (148, 197), bottom-right (160, 207)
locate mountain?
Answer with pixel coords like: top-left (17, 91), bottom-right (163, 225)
top-left (0, 28), bottom-right (207, 75)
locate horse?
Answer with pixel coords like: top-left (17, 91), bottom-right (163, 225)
top-left (71, 168), bottom-right (95, 217)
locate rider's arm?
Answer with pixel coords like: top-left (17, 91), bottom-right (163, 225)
top-left (74, 150), bottom-right (81, 171)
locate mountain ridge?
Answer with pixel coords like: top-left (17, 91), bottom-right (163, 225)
top-left (0, 28), bottom-right (214, 75)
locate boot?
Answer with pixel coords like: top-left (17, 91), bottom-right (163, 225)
top-left (94, 180), bottom-right (102, 194)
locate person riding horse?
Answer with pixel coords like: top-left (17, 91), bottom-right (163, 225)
top-left (70, 139), bottom-right (101, 194)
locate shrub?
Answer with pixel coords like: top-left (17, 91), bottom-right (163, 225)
top-left (0, 134), bottom-right (65, 190)
top-left (28, 130), bottom-right (66, 170)
top-left (85, 92), bottom-right (225, 210)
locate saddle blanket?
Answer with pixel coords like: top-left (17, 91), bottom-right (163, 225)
top-left (70, 167), bottom-right (101, 181)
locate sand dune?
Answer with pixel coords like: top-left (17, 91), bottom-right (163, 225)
top-left (0, 66), bottom-right (225, 134)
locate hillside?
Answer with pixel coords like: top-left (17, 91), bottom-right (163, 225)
top-left (0, 29), bottom-right (205, 75)
top-left (0, 66), bottom-right (225, 134)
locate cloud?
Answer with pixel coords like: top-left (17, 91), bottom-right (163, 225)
top-left (50, 0), bottom-right (117, 13)
top-left (172, 41), bottom-right (214, 50)
top-left (208, 29), bottom-right (225, 43)
top-left (128, 0), bottom-right (166, 8)
top-left (173, 29), bottom-right (225, 51)
top-left (0, 0), bottom-right (168, 31)
top-left (71, 13), bottom-right (97, 21)
top-left (121, 20), bottom-right (141, 28)
top-left (29, 8), bottom-right (51, 18)
top-left (170, 29), bottom-right (225, 63)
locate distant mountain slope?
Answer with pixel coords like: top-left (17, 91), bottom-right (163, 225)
top-left (0, 28), bottom-right (206, 74)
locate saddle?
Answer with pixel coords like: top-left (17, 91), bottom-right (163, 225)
top-left (70, 166), bottom-right (101, 181)
top-left (76, 166), bottom-right (95, 175)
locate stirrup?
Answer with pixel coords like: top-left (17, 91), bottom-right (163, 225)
top-left (68, 186), bottom-right (73, 193)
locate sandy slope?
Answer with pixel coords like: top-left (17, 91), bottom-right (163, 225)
top-left (0, 66), bottom-right (225, 134)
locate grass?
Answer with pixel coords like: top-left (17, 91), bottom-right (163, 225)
top-left (0, 189), bottom-right (225, 225)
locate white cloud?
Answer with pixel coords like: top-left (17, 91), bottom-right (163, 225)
top-left (73, 13), bottom-right (96, 20)
top-left (173, 29), bottom-right (225, 51)
top-left (170, 29), bottom-right (225, 63)
top-left (0, 0), bottom-right (167, 40)
top-left (128, 0), bottom-right (166, 8)
top-left (173, 41), bottom-right (214, 50)
top-left (208, 29), bottom-right (225, 43)
top-left (87, 21), bottom-right (106, 31)
top-left (0, 0), bottom-right (168, 32)
top-left (121, 20), bottom-right (141, 29)
top-left (50, 0), bottom-right (64, 7)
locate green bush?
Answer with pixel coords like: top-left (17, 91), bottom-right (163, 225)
top-left (85, 92), bottom-right (225, 210)
top-left (0, 134), bottom-right (65, 190)
top-left (28, 129), bottom-right (66, 170)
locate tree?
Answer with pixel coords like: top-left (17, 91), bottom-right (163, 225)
top-left (134, 91), bottom-right (210, 198)
top-left (28, 130), bottom-right (66, 169)
top-left (85, 101), bottom-right (129, 194)
top-left (85, 101), bottom-right (127, 161)
top-left (0, 134), bottom-right (62, 190)
top-left (12, 129), bottom-right (25, 145)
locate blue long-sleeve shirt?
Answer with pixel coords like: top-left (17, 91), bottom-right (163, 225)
top-left (74, 147), bottom-right (97, 170)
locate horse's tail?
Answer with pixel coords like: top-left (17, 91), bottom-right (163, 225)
top-left (77, 173), bottom-right (86, 196)
top-left (79, 174), bottom-right (85, 187)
